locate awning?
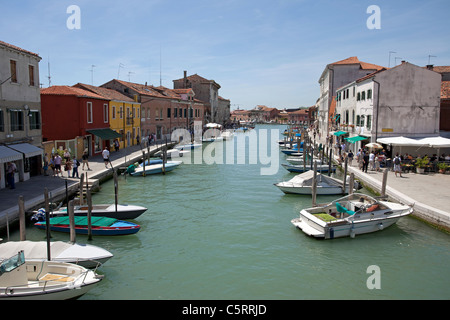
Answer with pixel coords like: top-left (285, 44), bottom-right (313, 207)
top-left (333, 131), bottom-right (348, 136)
top-left (416, 136), bottom-right (450, 148)
top-left (376, 136), bottom-right (422, 146)
top-left (87, 128), bottom-right (122, 140)
top-left (0, 146), bottom-right (23, 163)
top-left (345, 135), bottom-right (368, 143)
top-left (7, 143), bottom-right (43, 158)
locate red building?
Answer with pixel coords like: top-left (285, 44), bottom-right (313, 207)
top-left (41, 86), bottom-right (118, 156)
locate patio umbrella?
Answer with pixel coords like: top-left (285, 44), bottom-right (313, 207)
top-left (365, 142), bottom-right (383, 149)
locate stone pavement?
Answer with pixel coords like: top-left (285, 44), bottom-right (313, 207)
top-left (0, 142), bottom-right (168, 233)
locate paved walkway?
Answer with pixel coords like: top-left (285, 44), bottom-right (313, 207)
top-left (0, 142), bottom-right (168, 233)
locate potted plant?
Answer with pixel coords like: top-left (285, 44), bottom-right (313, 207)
top-left (415, 156), bottom-right (429, 174)
top-left (437, 162), bottom-right (449, 174)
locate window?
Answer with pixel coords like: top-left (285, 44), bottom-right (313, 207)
top-left (367, 89), bottom-right (372, 99)
top-left (87, 102), bottom-right (93, 123)
top-left (10, 110), bottom-right (24, 131)
top-left (179, 108), bottom-right (182, 118)
top-left (174, 107), bottom-right (178, 118)
top-left (357, 93), bottom-right (361, 101)
top-left (0, 109), bottom-right (4, 132)
top-left (103, 104), bottom-right (108, 123)
top-left (10, 60), bottom-right (17, 83)
top-left (28, 65), bottom-right (35, 86)
top-left (29, 110), bottom-right (40, 130)
top-left (112, 105), bottom-right (116, 119)
top-left (360, 115), bottom-right (365, 127)
top-left (356, 115), bottom-right (360, 126)
top-left (366, 115), bottom-right (372, 130)
top-left (167, 108), bottom-right (171, 118)
top-left (119, 106), bottom-right (123, 119)
top-left (184, 108), bottom-right (187, 118)
top-left (361, 91), bottom-right (366, 101)
top-left (353, 87), bottom-right (355, 97)
top-left (346, 89), bottom-right (349, 99)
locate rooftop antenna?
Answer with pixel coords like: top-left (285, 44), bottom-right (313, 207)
top-left (128, 71), bottom-right (135, 82)
top-left (90, 65), bottom-right (96, 85)
top-left (394, 57), bottom-right (402, 66)
top-left (388, 51), bottom-right (396, 68)
top-left (428, 55), bottom-right (437, 65)
top-left (117, 63), bottom-right (125, 79)
top-left (47, 56), bottom-right (52, 87)
top-left (159, 44), bottom-right (162, 86)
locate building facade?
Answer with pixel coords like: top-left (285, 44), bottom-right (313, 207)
top-left (0, 41), bottom-right (43, 188)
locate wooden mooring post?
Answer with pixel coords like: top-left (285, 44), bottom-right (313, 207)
top-left (44, 188), bottom-right (51, 261)
top-left (68, 200), bottom-right (76, 243)
top-left (87, 189), bottom-right (93, 241)
top-left (312, 161), bottom-right (318, 207)
top-left (18, 196), bottom-right (26, 241)
top-left (381, 169), bottom-right (389, 197)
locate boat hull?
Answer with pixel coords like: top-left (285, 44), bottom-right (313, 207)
top-left (35, 219), bottom-right (140, 236)
top-left (282, 163), bottom-right (335, 173)
top-left (130, 161), bottom-right (181, 176)
top-left (277, 185), bottom-right (345, 195)
top-left (49, 204), bottom-right (147, 220)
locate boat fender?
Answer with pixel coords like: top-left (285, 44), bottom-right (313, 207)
top-left (329, 228), bottom-right (334, 239)
top-left (350, 222), bottom-right (356, 238)
top-left (378, 223), bottom-right (384, 230)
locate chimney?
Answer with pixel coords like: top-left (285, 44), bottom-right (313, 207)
top-left (401, 60), bottom-right (406, 64)
top-left (426, 65), bottom-right (434, 70)
top-left (183, 70), bottom-right (187, 88)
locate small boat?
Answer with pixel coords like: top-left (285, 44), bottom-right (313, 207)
top-left (0, 250), bottom-right (103, 299)
top-left (34, 216), bottom-right (140, 236)
top-left (0, 241), bottom-right (113, 269)
top-left (282, 163), bottom-right (335, 173)
top-left (275, 171), bottom-right (358, 195)
top-left (129, 160), bottom-right (182, 176)
top-left (175, 143), bottom-right (202, 150)
top-left (286, 157), bottom-right (322, 165)
top-left (32, 203), bottom-right (147, 220)
top-left (291, 193), bottom-right (413, 239)
top-left (220, 131), bottom-right (234, 140)
top-left (281, 148), bottom-right (303, 155)
top-left (202, 135), bottom-right (223, 142)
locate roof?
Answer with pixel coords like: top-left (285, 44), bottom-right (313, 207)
top-left (425, 66), bottom-right (450, 74)
top-left (73, 83), bottom-right (135, 102)
top-left (330, 56), bottom-right (385, 71)
top-left (40, 86), bottom-right (106, 100)
top-left (173, 73), bottom-right (221, 88)
top-left (356, 68), bottom-right (388, 83)
top-left (0, 40), bottom-right (41, 59)
top-left (442, 81), bottom-right (450, 99)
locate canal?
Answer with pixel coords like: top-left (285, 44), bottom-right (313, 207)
top-left (13, 125), bottom-right (450, 299)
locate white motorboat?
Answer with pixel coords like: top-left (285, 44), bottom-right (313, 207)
top-left (129, 160), bottom-right (182, 176)
top-left (291, 193), bottom-right (413, 239)
top-left (32, 203), bottom-right (147, 220)
top-left (286, 157), bottom-right (322, 165)
top-left (155, 149), bottom-right (190, 158)
top-left (0, 250), bottom-right (103, 300)
top-left (275, 171), bottom-right (357, 195)
top-left (220, 131), bottom-right (234, 140)
top-left (0, 241), bottom-right (113, 269)
top-left (175, 143), bottom-right (202, 150)
top-left (282, 163), bottom-right (335, 173)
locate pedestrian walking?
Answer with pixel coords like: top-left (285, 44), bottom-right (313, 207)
top-left (82, 149), bottom-right (91, 170)
top-left (348, 150), bottom-right (354, 166)
top-left (72, 156), bottom-right (80, 178)
top-left (362, 151), bottom-right (369, 173)
top-left (394, 154), bottom-right (403, 177)
top-left (6, 162), bottom-right (16, 189)
top-left (102, 147), bottom-right (110, 168)
top-left (54, 154), bottom-right (62, 177)
top-left (43, 153), bottom-right (49, 176)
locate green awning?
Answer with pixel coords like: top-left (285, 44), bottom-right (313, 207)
top-left (333, 131), bottom-right (348, 136)
top-left (87, 128), bottom-right (122, 140)
top-left (345, 135), bottom-right (369, 143)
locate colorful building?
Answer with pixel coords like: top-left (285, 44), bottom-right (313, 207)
top-left (40, 86), bottom-right (120, 156)
top-left (73, 83), bottom-right (141, 149)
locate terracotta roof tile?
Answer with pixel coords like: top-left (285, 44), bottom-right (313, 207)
top-left (331, 56), bottom-right (385, 71)
top-left (442, 81), bottom-right (450, 99)
top-left (73, 83), bottom-right (135, 102)
top-left (0, 40), bottom-right (41, 58)
top-left (40, 86), bottom-right (106, 100)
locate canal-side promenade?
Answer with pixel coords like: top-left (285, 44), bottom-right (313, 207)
top-left (311, 133), bottom-right (450, 232)
top-left (0, 142), bottom-right (169, 233)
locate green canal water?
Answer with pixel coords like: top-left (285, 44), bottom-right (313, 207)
top-left (16, 125), bottom-right (450, 299)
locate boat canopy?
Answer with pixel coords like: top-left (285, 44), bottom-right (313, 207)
top-left (345, 135), bottom-right (368, 143)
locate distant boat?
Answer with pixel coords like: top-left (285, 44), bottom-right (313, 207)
top-left (175, 143), bottom-right (202, 150)
top-left (0, 250), bottom-right (103, 299)
top-left (291, 193), bottom-right (413, 239)
top-left (220, 131), bottom-right (234, 140)
top-left (155, 149), bottom-right (190, 158)
top-left (275, 171), bottom-right (357, 195)
top-left (129, 160), bottom-right (182, 176)
top-left (286, 157), bottom-right (322, 165)
top-left (281, 148), bottom-right (303, 155)
top-left (34, 216), bottom-right (140, 236)
top-left (0, 241), bottom-right (113, 269)
top-left (32, 203), bottom-right (147, 220)
top-left (282, 163), bottom-right (335, 173)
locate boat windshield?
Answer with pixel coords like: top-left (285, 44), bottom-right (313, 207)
top-left (0, 250), bottom-right (25, 275)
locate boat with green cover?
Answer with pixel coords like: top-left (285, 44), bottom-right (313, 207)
top-left (34, 216), bottom-right (140, 236)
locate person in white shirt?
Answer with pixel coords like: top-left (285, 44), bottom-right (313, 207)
top-left (369, 151), bottom-right (375, 171)
top-left (102, 147), bottom-right (110, 168)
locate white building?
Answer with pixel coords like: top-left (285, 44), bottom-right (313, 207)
top-left (317, 57), bottom-right (385, 137)
top-left (335, 61), bottom-right (442, 152)
top-left (0, 40), bottom-right (43, 189)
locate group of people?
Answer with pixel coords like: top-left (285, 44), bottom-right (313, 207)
top-left (43, 149), bottom-right (91, 179)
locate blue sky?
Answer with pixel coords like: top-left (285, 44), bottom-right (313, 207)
top-left (1, 0), bottom-right (449, 110)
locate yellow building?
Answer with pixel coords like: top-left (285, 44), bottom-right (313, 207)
top-left (73, 83), bottom-right (140, 149)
